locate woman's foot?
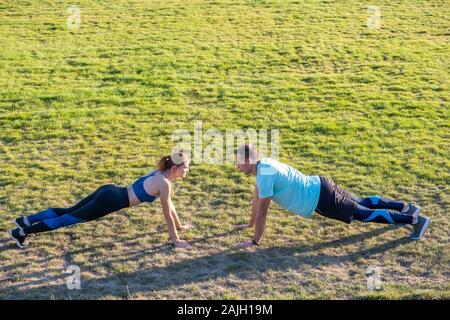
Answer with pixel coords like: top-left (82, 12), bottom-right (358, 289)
top-left (14, 216), bottom-right (31, 229)
top-left (8, 228), bottom-right (28, 249)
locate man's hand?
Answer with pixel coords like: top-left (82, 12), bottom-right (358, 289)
top-left (235, 240), bottom-right (258, 249)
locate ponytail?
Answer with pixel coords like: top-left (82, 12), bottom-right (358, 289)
top-left (157, 152), bottom-right (187, 171)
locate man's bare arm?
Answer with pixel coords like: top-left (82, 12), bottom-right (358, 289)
top-left (248, 185), bottom-right (260, 228)
top-left (234, 185), bottom-right (260, 230)
top-left (253, 197), bottom-right (271, 245)
top-left (235, 196), bottom-right (271, 248)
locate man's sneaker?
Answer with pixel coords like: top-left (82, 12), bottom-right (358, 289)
top-left (8, 228), bottom-right (28, 249)
top-left (410, 216), bottom-right (430, 240)
top-left (402, 203), bottom-right (421, 224)
top-left (402, 203), bottom-right (421, 215)
top-left (14, 216), bottom-right (31, 229)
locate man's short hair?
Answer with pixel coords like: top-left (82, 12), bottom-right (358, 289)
top-left (236, 144), bottom-right (259, 164)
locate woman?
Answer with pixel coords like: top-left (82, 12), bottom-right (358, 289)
top-left (8, 152), bottom-right (192, 249)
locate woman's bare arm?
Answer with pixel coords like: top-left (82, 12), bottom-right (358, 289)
top-left (170, 201), bottom-right (193, 230)
top-left (159, 182), bottom-right (190, 248)
top-left (169, 201), bottom-right (182, 229)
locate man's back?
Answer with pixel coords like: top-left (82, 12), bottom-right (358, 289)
top-left (256, 158), bottom-right (321, 218)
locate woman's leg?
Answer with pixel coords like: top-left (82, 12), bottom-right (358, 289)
top-left (22, 185), bottom-right (129, 235)
top-left (353, 204), bottom-right (414, 225)
top-left (25, 184), bottom-right (115, 224)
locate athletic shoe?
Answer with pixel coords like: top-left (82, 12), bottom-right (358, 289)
top-left (410, 216), bottom-right (430, 240)
top-left (401, 203), bottom-right (421, 225)
top-left (14, 216), bottom-right (30, 229)
top-left (403, 203), bottom-right (421, 215)
top-left (8, 228), bottom-right (28, 249)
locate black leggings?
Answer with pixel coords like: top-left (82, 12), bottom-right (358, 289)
top-left (23, 184), bottom-right (130, 235)
top-left (316, 177), bottom-right (413, 225)
top-left (351, 196), bottom-right (413, 224)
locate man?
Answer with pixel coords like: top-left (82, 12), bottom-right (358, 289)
top-left (234, 144), bottom-right (430, 248)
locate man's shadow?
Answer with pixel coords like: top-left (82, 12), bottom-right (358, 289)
top-left (0, 225), bottom-right (413, 299)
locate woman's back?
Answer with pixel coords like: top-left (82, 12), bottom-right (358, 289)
top-left (127, 169), bottom-right (165, 206)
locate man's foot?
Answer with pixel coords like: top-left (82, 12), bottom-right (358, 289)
top-left (8, 228), bottom-right (28, 249)
top-left (410, 216), bottom-right (430, 240)
top-left (14, 217), bottom-right (31, 229)
top-left (402, 203), bottom-right (421, 224)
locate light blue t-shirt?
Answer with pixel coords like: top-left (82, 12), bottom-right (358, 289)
top-left (256, 158), bottom-right (321, 218)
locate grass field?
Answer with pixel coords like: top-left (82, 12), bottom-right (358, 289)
top-left (0, 0), bottom-right (449, 299)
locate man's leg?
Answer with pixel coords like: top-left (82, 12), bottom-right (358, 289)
top-left (315, 176), bottom-right (429, 240)
top-left (353, 204), bottom-right (414, 225)
top-left (351, 195), bottom-right (406, 212)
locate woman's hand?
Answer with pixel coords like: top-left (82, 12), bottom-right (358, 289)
top-left (233, 224), bottom-right (250, 230)
top-left (235, 240), bottom-right (257, 249)
top-left (179, 224), bottom-right (194, 231)
top-left (174, 239), bottom-right (192, 249)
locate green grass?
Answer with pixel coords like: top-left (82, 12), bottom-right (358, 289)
top-left (0, 0), bottom-right (449, 299)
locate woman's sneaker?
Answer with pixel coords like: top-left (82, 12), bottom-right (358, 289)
top-left (14, 216), bottom-right (31, 229)
top-left (8, 228), bottom-right (28, 249)
top-left (410, 216), bottom-right (430, 240)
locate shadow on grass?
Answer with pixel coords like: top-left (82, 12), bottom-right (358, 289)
top-left (0, 225), bottom-right (414, 299)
